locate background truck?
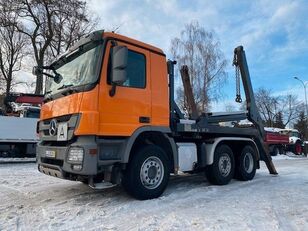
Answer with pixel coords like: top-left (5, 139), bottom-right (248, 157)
top-left (34, 31), bottom-right (277, 200)
top-left (264, 127), bottom-right (289, 156)
top-left (280, 129), bottom-right (303, 155)
top-left (0, 93), bottom-right (42, 158)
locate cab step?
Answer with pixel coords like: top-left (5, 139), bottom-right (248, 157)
top-left (89, 181), bottom-right (117, 190)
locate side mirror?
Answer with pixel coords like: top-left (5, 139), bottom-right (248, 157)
top-left (32, 66), bottom-right (42, 76)
top-left (110, 46), bottom-right (128, 85)
top-left (53, 72), bottom-right (63, 84)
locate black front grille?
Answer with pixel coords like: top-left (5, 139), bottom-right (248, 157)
top-left (41, 137), bottom-right (77, 147)
top-left (40, 114), bottom-right (78, 142)
top-left (41, 157), bottom-right (64, 167)
top-left (43, 114), bottom-right (71, 124)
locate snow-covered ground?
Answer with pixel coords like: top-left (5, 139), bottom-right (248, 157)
top-left (1, 156), bottom-right (308, 231)
top-left (0, 157), bottom-right (36, 164)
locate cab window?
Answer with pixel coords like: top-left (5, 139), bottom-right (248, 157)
top-left (123, 50), bottom-right (146, 88)
top-left (108, 49), bottom-right (146, 88)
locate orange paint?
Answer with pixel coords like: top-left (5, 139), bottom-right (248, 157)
top-left (40, 32), bottom-right (170, 137)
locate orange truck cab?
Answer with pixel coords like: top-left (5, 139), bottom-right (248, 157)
top-left (36, 30), bottom-right (276, 200)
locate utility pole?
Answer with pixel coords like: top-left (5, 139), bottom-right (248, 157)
top-left (294, 77), bottom-right (308, 119)
top-left (294, 76), bottom-right (308, 143)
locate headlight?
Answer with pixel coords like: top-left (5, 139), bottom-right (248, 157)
top-left (68, 147), bottom-right (84, 163)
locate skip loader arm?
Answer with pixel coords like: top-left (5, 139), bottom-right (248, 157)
top-left (233, 46), bottom-right (278, 175)
top-left (180, 65), bottom-right (199, 120)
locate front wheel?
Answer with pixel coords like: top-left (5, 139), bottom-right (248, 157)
top-left (205, 144), bottom-right (235, 185)
top-left (122, 145), bottom-right (170, 200)
top-left (293, 141), bottom-right (302, 155)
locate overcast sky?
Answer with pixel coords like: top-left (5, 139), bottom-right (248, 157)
top-left (87, 0), bottom-right (308, 110)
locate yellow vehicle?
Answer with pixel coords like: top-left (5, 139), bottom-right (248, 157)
top-left (34, 31), bottom-right (277, 200)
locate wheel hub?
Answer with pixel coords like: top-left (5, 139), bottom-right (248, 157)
top-left (243, 152), bottom-right (253, 173)
top-left (148, 166), bottom-right (157, 179)
top-left (218, 154), bottom-right (231, 177)
top-left (140, 156), bottom-right (164, 189)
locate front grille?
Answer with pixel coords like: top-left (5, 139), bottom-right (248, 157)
top-left (39, 114), bottom-right (79, 141)
top-left (41, 157), bottom-right (64, 167)
top-left (41, 137), bottom-right (77, 147)
top-left (43, 114), bottom-right (71, 124)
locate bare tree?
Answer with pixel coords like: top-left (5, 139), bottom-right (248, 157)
top-left (46, 1), bottom-right (98, 63)
top-left (281, 94), bottom-right (302, 126)
top-left (0, 75), bottom-right (4, 93)
top-left (255, 88), bottom-right (279, 127)
top-left (170, 21), bottom-right (227, 113)
top-left (0, 0), bottom-right (98, 94)
top-left (255, 87), bottom-right (302, 127)
top-left (0, 5), bottom-right (27, 95)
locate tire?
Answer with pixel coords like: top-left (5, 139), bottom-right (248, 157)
top-left (235, 145), bottom-right (257, 181)
top-left (122, 145), bottom-right (170, 200)
top-left (279, 146), bottom-right (286, 155)
top-left (272, 146), bottom-right (279, 156)
top-left (205, 144), bottom-right (235, 185)
top-left (0, 151), bottom-right (9, 158)
top-left (293, 141), bottom-right (302, 155)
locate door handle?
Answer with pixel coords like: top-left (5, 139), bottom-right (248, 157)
top-left (139, 116), bottom-right (150, 123)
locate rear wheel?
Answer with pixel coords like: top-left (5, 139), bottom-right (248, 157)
top-left (122, 145), bottom-right (170, 200)
top-left (235, 145), bottom-right (257, 181)
top-left (272, 146), bottom-right (279, 156)
top-left (279, 146), bottom-right (286, 155)
top-left (0, 151), bottom-right (9, 158)
top-left (206, 144), bottom-right (235, 185)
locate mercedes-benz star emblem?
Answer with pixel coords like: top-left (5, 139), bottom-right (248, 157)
top-left (49, 119), bottom-right (58, 136)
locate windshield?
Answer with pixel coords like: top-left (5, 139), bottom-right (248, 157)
top-left (282, 130), bottom-right (300, 138)
top-left (46, 43), bottom-right (103, 95)
top-left (24, 109), bottom-right (40, 118)
top-left (290, 131), bottom-right (300, 138)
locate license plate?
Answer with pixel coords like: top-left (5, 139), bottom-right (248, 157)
top-left (46, 150), bottom-right (56, 158)
top-left (57, 122), bottom-right (68, 141)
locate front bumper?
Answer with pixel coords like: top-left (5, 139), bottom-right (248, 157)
top-left (37, 136), bottom-right (99, 178)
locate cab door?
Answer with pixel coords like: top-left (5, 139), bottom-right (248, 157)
top-left (98, 40), bottom-right (151, 136)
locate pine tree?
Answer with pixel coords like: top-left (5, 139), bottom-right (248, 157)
top-left (273, 111), bottom-right (284, 128)
top-left (294, 111), bottom-right (308, 140)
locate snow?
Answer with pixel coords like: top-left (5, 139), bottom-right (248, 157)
top-left (0, 158), bottom-right (36, 164)
top-left (1, 157), bottom-right (308, 231)
top-left (264, 127), bottom-right (282, 133)
top-left (272, 152), bottom-right (307, 160)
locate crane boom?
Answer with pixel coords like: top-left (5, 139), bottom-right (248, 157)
top-left (233, 46), bottom-right (278, 174)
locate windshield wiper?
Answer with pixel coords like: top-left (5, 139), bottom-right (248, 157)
top-left (57, 84), bottom-right (73, 90)
top-left (32, 66), bottom-right (63, 84)
top-left (59, 85), bottom-right (80, 97)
